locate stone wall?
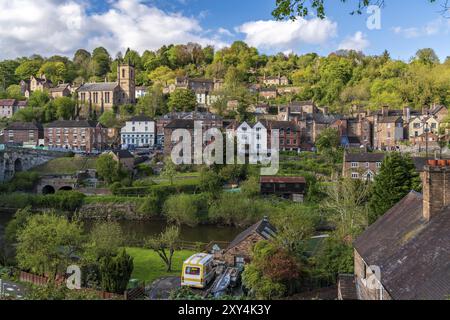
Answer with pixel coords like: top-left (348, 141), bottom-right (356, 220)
top-left (75, 202), bottom-right (147, 220)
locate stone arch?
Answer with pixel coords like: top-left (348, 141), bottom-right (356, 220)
top-left (42, 185), bottom-right (56, 195)
top-left (14, 158), bottom-right (23, 173)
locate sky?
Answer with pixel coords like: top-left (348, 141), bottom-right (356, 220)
top-left (1, 0), bottom-right (450, 61)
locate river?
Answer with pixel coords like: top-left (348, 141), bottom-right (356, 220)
top-left (0, 211), bottom-right (244, 247)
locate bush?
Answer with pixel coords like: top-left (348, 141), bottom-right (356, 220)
top-left (163, 193), bottom-right (208, 227)
top-left (0, 172), bottom-right (40, 193)
top-left (137, 195), bottom-right (161, 218)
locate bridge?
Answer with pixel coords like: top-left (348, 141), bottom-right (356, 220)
top-left (36, 175), bottom-right (78, 194)
top-left (0, 146), bottom-right (65, 182)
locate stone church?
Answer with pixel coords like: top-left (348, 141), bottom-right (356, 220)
top-left (77, 63), bottom-right (136, 115)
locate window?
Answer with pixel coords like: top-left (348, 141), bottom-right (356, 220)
top-left (351, 162), bottom-right (359, 168)
top-left (235, 257), bottom-right (245, 267)
top-left (376, 162), bottom-right (382, 168)
top-left (122, 69), bottom-right (125, 78)
top-left (105, 92), bottom-right (110, 104)
top-left (352, 173), bottom-right (359, 179)
top-left (185, 267), bottom-right (200, 276)
top-left (366, 162), bottom-right (370, 168)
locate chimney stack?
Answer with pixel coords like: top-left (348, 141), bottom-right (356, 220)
top-left (422, 160), bottom-right (450, 221)
top-left (382, 106), bottom-right (389, 117)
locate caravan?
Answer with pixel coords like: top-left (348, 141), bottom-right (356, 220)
top-left (181, 253), bottom-right (215, 289)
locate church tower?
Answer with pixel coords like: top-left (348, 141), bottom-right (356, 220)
top-left (117, 62), bottom-right (136, 104)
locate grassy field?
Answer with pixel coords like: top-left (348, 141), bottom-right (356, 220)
top-left (31, 157), bottom-right (97, 175)
top-left (126, 247), bottom-right (195, 284)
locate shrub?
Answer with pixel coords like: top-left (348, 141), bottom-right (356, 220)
top-left (137, 195), bottom-right (161, 218)
top-left (163, 193), bottom-right (208, 227)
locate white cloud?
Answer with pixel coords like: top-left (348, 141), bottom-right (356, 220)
top-left (0, 0), bottom-right (228, 59)
top-left (392, 19), bottom-right (450, 39)
top-left (338, 31), bottom-right (370, 52)
top-left (236, 18), bottom-right (337, 50)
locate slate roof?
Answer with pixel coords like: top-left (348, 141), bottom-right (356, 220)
top-left (258, 120), bottom-right (301, 132)
top-left (354, 191), bottom-right (450, 300)
top-left (49, 84), bottom-right (70, 92)
top-left (130, 115), bottom-right (153, 122)
top-left (165, 119), bottom-right (195, 129)
top-left (45, 120), bottom-right (101, 128)
top-left (338, 274), bottom-right (358, 300)
top-left (377, 116), bottom-right (403, 123)
top-left (5, 122), bottom-right (43, 131)
top-left (77, 82), bottom-right (118, 92)
top-left (227, 218), bottom-right (277, 250)
top-left (344, 153), bottom-right (428, 172)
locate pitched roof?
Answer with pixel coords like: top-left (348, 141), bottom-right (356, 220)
top-left (344, 153), bottom-right (428, 172)
top-left (130, 115), bottom-right (153, 122)
top-left (345, 153), bottom-right (385, 163)
top-left (165, 119), bottom-right (195, 129)
top-left (260, 176), bottom-right (306, 184)
top-left (227, 218), bottom-right (277, 251)
top-left (49, 84), bottom-right (70, 92)
top-left (377, 116), bottom-right (403, 123)
top-left (354, 191), bottom-right (450, 300)
top-left (112, 150), bottom-right (134, 159)
top-left (5, 122), bottom-right (43, 131)
top-left (45, 120), bottom-right (101, 128)
top-left (0, 99), bottom-right (16, 107)
top-left (77, 82), bottom-right (118, 92)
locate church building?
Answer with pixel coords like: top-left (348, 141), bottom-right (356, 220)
top-left (77, 63), bottom-right (136, 115)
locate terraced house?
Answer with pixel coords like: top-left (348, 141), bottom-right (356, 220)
top-left (44, 120), bottom-right (107, 153)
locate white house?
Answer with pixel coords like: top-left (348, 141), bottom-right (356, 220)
top-left (236, 121), bottom-right (269, 163)
top-left (121, 115), bottom-right (156, 149)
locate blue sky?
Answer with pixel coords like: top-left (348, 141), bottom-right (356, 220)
top-left (1, 0), bottom-right (450, 60)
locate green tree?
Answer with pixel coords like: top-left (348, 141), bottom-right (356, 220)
top-left (96, 154), bottom-right (126, 184)
top-left (135, 84), bottom-right (167, 117)
top-left (315, 128), bottom-right (341, 153)
top-left (84, 221), bottom-right (124, 262)
top-left (15, 60), bottom-right (42, 80)
top-left (54, 97), bottom-right (76, 120)
top-left (368, 153), bottom-right (421, 224)
top-left (163, 194), bottom-right (206, 227)
top-left (161, 157), bottom-right (177, 185)
top-left (99, 249), bottom-right (134, 294)
top-left (272, 0), bottom-right (440, 20)
top-left (16, 213), bottom-right (84, 279)
top-left (98, 110), bottom-right (119, 128)
top-left (28, 90), bottom-right (50, 109)
top-left (146, 226), bottom-right (180, 272)
top-left (199, 168), bottom-right (223, 197)
top-left (5, 206), bottom-right (33, 244)
top-left (167, 88), bottom-right (197, 112)
top-left (148, 66), bottom-right (175, 86)
top-left (38, 61), bottom-right (67, 84)
top-left (6, 85), bottom-right (23, 99)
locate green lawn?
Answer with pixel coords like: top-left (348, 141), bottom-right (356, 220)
top-left (31, 157), bottom-right (97, 175)
top-left (126, 247), bottom-right (195, 284)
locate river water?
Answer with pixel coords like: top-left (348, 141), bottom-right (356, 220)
top-left (0, 211), bottom-right (243, 247)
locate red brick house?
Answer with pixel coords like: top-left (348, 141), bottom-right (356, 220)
top-left (44, 120), bottom-right (107, 153)
top-left (3, 122), bottom-right (43, 146)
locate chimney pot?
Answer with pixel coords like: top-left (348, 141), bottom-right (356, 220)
top-left (428, 160), bottom-right (438, 166)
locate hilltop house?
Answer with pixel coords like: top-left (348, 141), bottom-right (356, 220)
top-left (0, 99), bottom-right (27, 118)
top-left (259, 74), bottom-right (289, 86)
top-left (166, 77), bottom-right (223, 107)
top-left (353, 160), bottom-right (450, 300)
top-left (49, 83), bottom-right (72, 99)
